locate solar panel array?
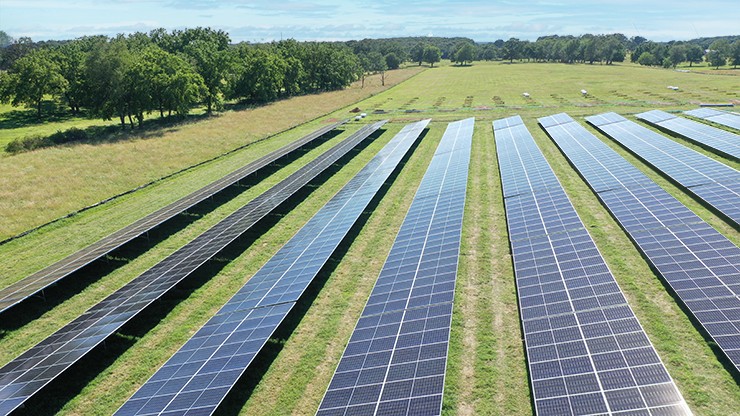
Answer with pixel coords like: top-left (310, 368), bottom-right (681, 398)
top-left (684, 108), bottom-right (740, 131)
top-left (495, 116), bottom-right (690, 416)
top-left (540, 112), bottom-right (740, 374)
top-left (635, 110), bottom-right (740, 160)
top-left (316, 118), bottom-right (473, 416)
top-left (0, 120), bottom-right (385, 416)
top-left (0, 120), bottom-right (347, 315)
top-left (113, 119), bottom-right (431, 416)
top-left (587, 112), bottom-right (740, 227)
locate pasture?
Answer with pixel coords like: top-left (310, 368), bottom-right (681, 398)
top-left (0, 61), bottom-right (738, 415)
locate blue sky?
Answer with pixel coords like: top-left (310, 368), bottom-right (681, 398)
top-left (0, 0), bottom-right (738, 43)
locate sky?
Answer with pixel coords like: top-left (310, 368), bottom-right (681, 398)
top-left (0, 0), bottom-right (738, 43)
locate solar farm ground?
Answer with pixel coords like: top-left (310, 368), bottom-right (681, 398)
top-left (0, 61), bottom-right (738, 415)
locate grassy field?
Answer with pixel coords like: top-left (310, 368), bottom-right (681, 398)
top-left (0, 61), bottom-right (738, 415)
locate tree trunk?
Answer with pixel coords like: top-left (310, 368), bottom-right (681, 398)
top-left (381, 71), bottom-right (385, 86)
top-left (119, 115), bottom-right (126, 127)
top-left (37, 100), bottom-right (42, 118)
top-left (128, 114), bottom-right (135, 128)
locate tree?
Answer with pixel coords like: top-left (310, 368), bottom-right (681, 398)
top-left (637, 51), bottom-right (657, 66)
top-left (422, 45), bottom-right (441, 67)
top-left (139, 44), bottom-right (205, 117)
top-left (730, 40), bottom-right (740, 68)
top-left (685, 44), bottom-right (704, 67)
top-left (53, 42), bottom-right (87, 114)
top-left (230, 45), bottom-right (286, 102)
top-left (667, 45), bottom-right (686, 68)
top-left (707, 40), bottom-right (729, 69)
top-left (384, 52), bottom-right (401, 70)
top-left (410, 42), bottom-right (425, 66)
top-left (453, 42), bottom-right (476, 65)
top-left (0, 48), bottom-right (67, 117)
top-left (184, 39), bottom-right (232, 113)
top-left (502, 38), bottom-right (521, 63)
top-left (83, 38), bottom-right (133, 127)
top-left (0, 31), bottom-right (12, 48)
top-left (365, 51), bottom-right (387, 85)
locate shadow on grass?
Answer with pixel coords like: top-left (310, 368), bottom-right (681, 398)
top-left (4, 110), bottom-right (215, 154)
top-left (9, 129), bottom-right (382, 416)
top-left (0, 101), bottom-right (78, 129)
top-left (0, 129), bottom-right (342, 335)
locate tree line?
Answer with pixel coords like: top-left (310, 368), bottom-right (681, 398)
top-left (631, 38), bottom-right (740, 69)
top-left (0, 28), bottom-right (362, 126)
top-left (2, 29), bottom-right (739, 126)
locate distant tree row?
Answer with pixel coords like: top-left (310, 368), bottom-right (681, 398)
top-left (0, 28), bottom-right (361, 126)
top-left (633, 39), bottom-right (740, 69)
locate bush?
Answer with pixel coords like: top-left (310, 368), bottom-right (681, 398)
top-left (5, 127), bottom-right (90, 154)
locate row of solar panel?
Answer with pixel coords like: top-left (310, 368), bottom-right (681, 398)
top-left (587, 112), bottom-right (739, 227)
top-left (494, 116), bottom-right (690, 416)
top-left (0, 120), bottom-right (386, 415)
top-left (317, 118), bottom-right (473, 416)
top-left (685, 108), bottom-right (740, 131)
top-left (0, 120), bottom-right (347, 315)
top-left (540, 113), bottom-right (740, 376)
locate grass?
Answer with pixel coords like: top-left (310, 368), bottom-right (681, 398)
top-left (0, 60), bottom-right (739, 415)
top-left (0, 67), bottom-right (423, 239)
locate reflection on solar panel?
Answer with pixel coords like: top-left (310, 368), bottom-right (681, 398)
top-left (0, 120), bottom-right (347, 315)
top-left (496, 115), bottom-right (690, 416)
top-left (587, 112), bottom-right (740, 227)
top-left (636, 110), bottom-right (740, 160)
top-left (685, 108), bottom-right (740, 131)
top-left (114, 119), bottom-right (430, 416)
top-left (540, 112), bottom-right (740, 374)
top-left (0, 120), bottom-right (385, 416)
top-left (316, 118), bottom-right (473, 416)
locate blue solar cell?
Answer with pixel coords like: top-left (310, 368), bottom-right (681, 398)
top-left (685, 108), bottom-right (740, 131)
top-left (540, 112), bottom-right (740, 374)
top-left (496, 115), bottom-right (690, 415)
top-left (636, 110), bottom-right (740, 160)
top-left (317, 119), bottom-right (473, 416)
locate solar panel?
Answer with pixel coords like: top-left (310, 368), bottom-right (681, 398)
top-left (316, 118), bottom-right (473, 416)
top-left (0, 120), bottom-right (348, 315)
top-left (636, 110), bottom-right (740, 160)
top-left (113, 119), bottom-right (431, 416)
top-left (539, 112), bottom-right (740, 373)
top-left (685, 108), bottom-right (740, 131)
top-left (587, 112), bottom-right (740, 227)
top-left (496, 115), bottom-right (690, 416)
top-left (0, 120), bottom-right (385, 416)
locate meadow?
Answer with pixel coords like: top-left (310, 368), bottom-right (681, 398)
top-left (0, 61), bottom-right (738, 415)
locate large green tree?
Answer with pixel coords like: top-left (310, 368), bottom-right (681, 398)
top-left (422, 45), bottom-right (441, 67)
top-left (453, 42), bottom-right (476, 65)
top-left (410, 42), bottom-right (425, 66)
top-left (707, 40), bottom-right (729, 68)
top-left (83, 38), bottom-right (133, 127)
top-left (53, 42), bottom-right (87, 114)
top-left (1, 48), bottom-right (67, 117)
top-left (685, 44), bottom-right (704, 67)
top-left (730, 40), bottom-right (740, 68)
top-left (230, 45), bottom-right (286, 102)
top-left (139, 44), bottom-right (205, 118)
top-left (502, 38), bottom-right (522, 63)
